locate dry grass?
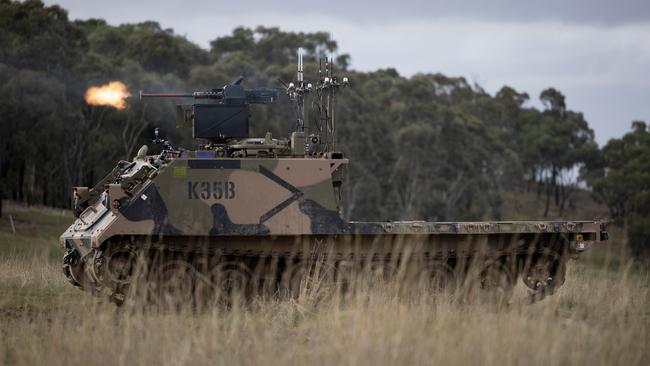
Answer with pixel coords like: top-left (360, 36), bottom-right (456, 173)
top-left (0, 201), bottom-right (648, 365)
top-left (0, 255), bottom-right (648, 366)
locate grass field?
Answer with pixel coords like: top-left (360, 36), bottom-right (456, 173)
top-left (0, 202), bottom-right (648, 366)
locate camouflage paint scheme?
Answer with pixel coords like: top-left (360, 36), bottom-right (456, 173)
top-left (60, 154), bottom-right (607, 260)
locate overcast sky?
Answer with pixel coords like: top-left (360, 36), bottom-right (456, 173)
top-left (44, 0), bottom-right (650, 146)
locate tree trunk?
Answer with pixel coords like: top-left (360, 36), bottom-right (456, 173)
top-left (42, 176), bottom-right (48, 206)
top-left (526, 167), bottom-right (535, 192)
top-left (552, 167), bottom-right (559, 206)
top-left (18, 161), bottom-right (25, 202)
top-left (26, 162), bottom-right (35, 205)
top-left (558, 185), bottom-right (569, 216)
top-left (543, 175), bottom-right (551, 217)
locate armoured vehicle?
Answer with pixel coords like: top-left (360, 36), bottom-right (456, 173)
top-left (61, 53), bottom-right (608, 305)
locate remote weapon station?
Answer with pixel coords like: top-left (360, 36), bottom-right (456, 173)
top-left (61, 50), bottom-right (608, 305)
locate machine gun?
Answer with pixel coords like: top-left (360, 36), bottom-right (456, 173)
top-left (140, 76), bottom-right (277, 141)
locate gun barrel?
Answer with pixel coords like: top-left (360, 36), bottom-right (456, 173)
top-left (139, 91), bottom-right (224, 100)
top-left (140, 92), bottom-right (194, 99)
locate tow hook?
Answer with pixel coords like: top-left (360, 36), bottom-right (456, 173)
top-left (63, 247), bottom-right (80, 266)
top-left (62, 247), bottom-right (82, 287)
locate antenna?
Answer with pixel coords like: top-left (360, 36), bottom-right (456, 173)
top-left (330, 57), bottom-right (335, 150)
top-left (325, 58), bottom-right (329, 78)
top-left (309, 55), bottom-right (350, 155)
top-left (297, 47), bottom-right (304, 82)
top-left (298, 48), bottom-right (304, 132)
top-left (286, 48), bottom-right (309, 134)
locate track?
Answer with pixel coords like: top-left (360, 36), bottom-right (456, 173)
top-left (64, 234), bottom-right (570, 307)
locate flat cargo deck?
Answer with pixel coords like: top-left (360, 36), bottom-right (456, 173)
top-left (348, 220), bottom-right (607, 240)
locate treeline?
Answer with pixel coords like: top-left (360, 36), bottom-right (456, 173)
top-left (0, 1), bottom-right (648, 259)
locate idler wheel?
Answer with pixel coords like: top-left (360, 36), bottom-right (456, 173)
top-left (425, 263), bottom-right (456, 293)
top-left (465, 260), bottom-right (515, 304)
top-left (149, 261), bottom-right (197, 310)
top-left (523, 251), bottom-right (566, 294)
top-left (93, 245), bottom-right (139, 287)
top-left (401, 262), bottom-right (456, 300)
top-left (209, 261), bottom-right (251, 302)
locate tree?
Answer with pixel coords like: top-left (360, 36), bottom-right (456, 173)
top-left (590, 121), bottom-right (650, 262)
top-left (0, 0), bottom-right (606, 231)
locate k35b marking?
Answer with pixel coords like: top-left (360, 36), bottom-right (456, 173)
top-left (187, 181), bottom-right (236, 200)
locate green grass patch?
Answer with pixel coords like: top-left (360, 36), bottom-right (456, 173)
top-left (0, 202), bottom-right (72, 262)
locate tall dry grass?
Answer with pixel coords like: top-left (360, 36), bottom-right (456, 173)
top-left (1, 254), bottom-right (648, 366)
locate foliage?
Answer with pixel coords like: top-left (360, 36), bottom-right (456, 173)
top-left (1, 1), bottom-right (648, 259)
top-left (589, 121), bottom-right (650, 261)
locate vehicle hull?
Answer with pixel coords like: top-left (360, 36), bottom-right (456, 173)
top-left (60, 156), bottom-right (608, 305)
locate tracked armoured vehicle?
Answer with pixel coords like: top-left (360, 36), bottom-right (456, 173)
top-left (61, 53), bottom-right (608, 305)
